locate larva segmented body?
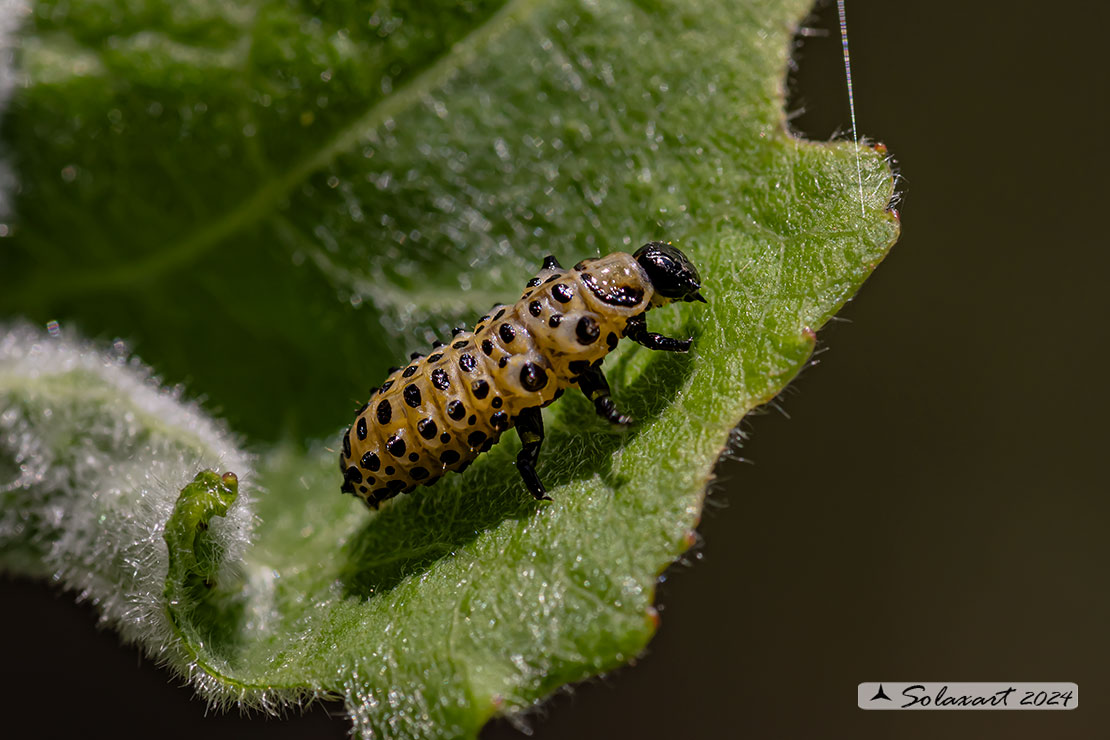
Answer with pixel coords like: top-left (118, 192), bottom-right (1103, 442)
top-left (340, 242), bottom-right (705, 509)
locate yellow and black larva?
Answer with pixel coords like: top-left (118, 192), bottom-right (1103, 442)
top-left (339, 242), bottom-right (705, 509)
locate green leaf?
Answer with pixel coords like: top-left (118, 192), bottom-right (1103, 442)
top-left (4, 0), bottom-right (896, 443)
top-left (0, 0), bottom-right (900, 738)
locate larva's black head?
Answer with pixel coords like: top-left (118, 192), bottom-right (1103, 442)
top-left (634, 242), bottom-right (706, 303)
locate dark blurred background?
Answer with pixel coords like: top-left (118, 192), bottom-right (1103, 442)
top-left (4, 1), bottom-right (1108, 738)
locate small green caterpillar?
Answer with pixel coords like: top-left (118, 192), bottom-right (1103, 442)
top-left (340, 242), bottom-right (705, 508)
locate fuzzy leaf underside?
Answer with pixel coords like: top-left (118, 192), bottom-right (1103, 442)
top-left (0, 0), bottom-right (899, 738)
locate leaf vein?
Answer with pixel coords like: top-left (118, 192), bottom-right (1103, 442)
top-left (21, 0), bottom-right (544, 302)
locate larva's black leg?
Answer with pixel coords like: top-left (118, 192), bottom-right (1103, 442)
top-left (577, 362), bottom-right (634, 426)
top-left (623, 314), bottom-right (692, 352)
top-left (515, 406), bottom-right (551, 501)
top-left (542, 255), bottom-right (563, 270)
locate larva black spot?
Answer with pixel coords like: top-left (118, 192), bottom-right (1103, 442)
top-left (340, 480), bottom-right (355, 494)
top-left (403, 384), bottom-right (422, 408)
top-left (568, 359), bottom-right (590, 377)
top-left (418, 418), bottom-right (438, 440)
top-left (576, 316), bottom-right (600, 344)
top-left (440, 433), bottom-right (451, 443)
top-left (342, 430), bottom-right (352, 457)
top-left (440, 449), bottom-right (460, 465)
top-left (356, 417), bottom-right (367, 440)
top-left (481, 340), bottom-right (494, 355)
top-left (357, 402), bottom-right (368, 414)
top-left (520, 363), bottom-right (548, 392)
top-left (548, 314), bottom-right (562, 328)
top-left (431, 368), bottom-right (450, 390)
top-left (452, 340), bottom-right (468, 349)
top-left (493, 308), bottom-right (506, 320)
top-left (491, 397), bottom-right (503, 408)
top-left (472, 379), bottom-right (490, 399)
top-left (491, 411), bottom-right (509, 430)
top-left (385, 466), bottom-right (395, 475)
top-left (380, 379), bottom-right (394, 392)
top-left (528, 301), bottom-right (542, 317)
top-left (387, 435), bottom-right (406, 457)
top-left (373, 486), bottom-right (390, 497)
top-left (447, 400), bottom-right (466, 420)
top-left (543, 275), bottom-right (558, 284)
top-left (475, 325), bottom-right (486, 334)
top-left (345, 466), bottom-right (363, 484)
top-left (428, 352), bottom-right (444, 362)
top-left (582, 273), bottom-right (644, 306)
top-left (411, 466), bottom-right (430, 480)
top-left (468, 414), bottom-right (477, 425)
top-left (498, 357), bottom-right (508, 368)
top-left (499, 323), bottom-right (515, 343)
top-left (388, 479), bottom-right (405, 492)
top-left (468, 431), bottom-right (487, 447)
top-left (377, 399), bottom-right (392, 425)
top-left (402, 365), bottom-right (418, 378)
top-left (616, 285), bottom-right (643, 304)
top-left (458, 354), bottom-right (476, 373)
top-left (361, 451), bottom-right (381, 471)
top-left (359, 485), bottom-right (368, 494)
top-left (408, 452), bottom-right (420, 462)
top-left (526, 277), bottom-right (541, 288)
top-left (552, 283), bottom-right (573, 303)
top-left (606, 332), bottom-right (619, 350)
